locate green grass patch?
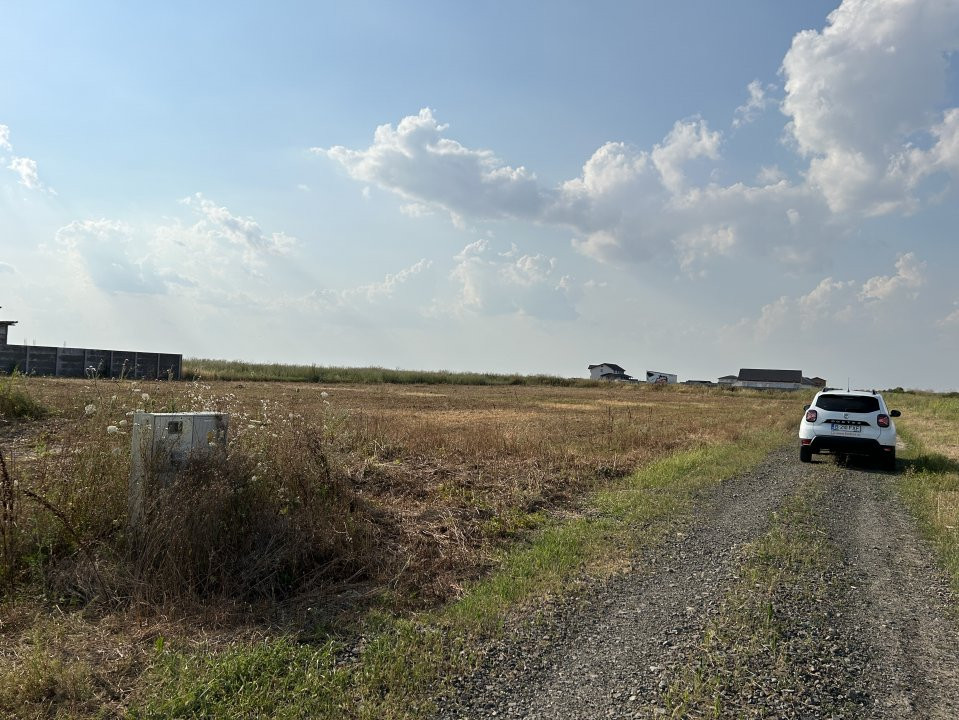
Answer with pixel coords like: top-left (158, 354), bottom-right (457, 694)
top-left (0, 372), bottom-right (47, 420)
top-left (132, 429), bottom-right (786, 720)
top-left (894, 422), bottom-right (959, 594)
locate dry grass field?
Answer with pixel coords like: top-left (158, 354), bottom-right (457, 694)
top-left (0, 374), bottom-right (804, 718)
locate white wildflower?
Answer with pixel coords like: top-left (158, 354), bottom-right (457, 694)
top-left (141, 393), bottom-right (150, 401)
top-left (107, 425), bottom-right (119, 434)
top-left (320, 391), bottom-right (329, 398)
top-left (84, 403), bottom-right (96, 416)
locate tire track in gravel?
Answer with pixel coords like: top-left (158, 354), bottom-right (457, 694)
top-left (435, 446), bottom-right (799, 720)
top-left (820, 457), bottom-right (959, 718)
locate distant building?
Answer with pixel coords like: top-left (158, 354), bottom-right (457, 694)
top-left (682, 379), bottom-right (716, 387)
top-left (717, 374), bottom-right (738, 386)
top-left (803, 376), bottom-right (827, 388)
top-left (587, 363), bottom-right (637, 382)
top-left (734, 368), bottom-right (804, 391)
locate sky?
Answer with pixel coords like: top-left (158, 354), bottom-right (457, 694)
top-left (2, 0), bottom-right (959, 390)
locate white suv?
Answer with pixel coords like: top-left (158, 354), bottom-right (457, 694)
top-left (799, 390), bottom-right (900, 470)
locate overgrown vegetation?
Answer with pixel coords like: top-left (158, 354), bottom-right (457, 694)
top-left (183, 358), bottom-right (597, 386)
top-left (133, 433), bottom-right (785, 719)
top-left (0, 375), bottom-right (801, 718)
top-left (0, 372), bottom-right (47, 421)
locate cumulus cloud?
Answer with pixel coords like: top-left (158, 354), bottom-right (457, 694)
top-left (320, 108), bottom-right (839, 270)
top-left (7, 156), bottom-right (42, 190)
top-left (54, 195), bottom-right (301, 295)
top-left (342, 258), bottom-right (432, 303)
top-left (181, 193), bottom-right (295, 259)
top-left (55, 219), bottom-right (170, 294)
top-left (728, 252), bottom-right (927, 339)
top-left (319, 1), bottom-right (959, 273)
top-left (733, 80), bottom-right (775, 128)
top-left (0, 124), bottom-right (53, 193)
top-left (781, 0), bottom-right (959, 214)
top-left (445, 239), bottom-right (576, 320)
top-left (939, 305), bottom-right (959, 327)
top-left (859, 252), bottom-right (925, 301)
top-left (319, 108), bottom-right (546, 222)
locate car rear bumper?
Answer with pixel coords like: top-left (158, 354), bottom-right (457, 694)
top-left (801, 435), bottom-right (894, 456)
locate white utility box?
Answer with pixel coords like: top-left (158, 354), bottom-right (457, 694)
top-left (129, 411), bottom-right (229, 521)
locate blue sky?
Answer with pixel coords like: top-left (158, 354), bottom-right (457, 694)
top-left (2, 0), bottom-right (958, 389)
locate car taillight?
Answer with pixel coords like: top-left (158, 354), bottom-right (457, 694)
top-left (877, 414), bottom-right (890, 427)
top-left (805, 409), bottom-right (818, 422)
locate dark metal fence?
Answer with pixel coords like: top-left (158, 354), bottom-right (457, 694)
top-left (0, 343), bottom-right (182, 380)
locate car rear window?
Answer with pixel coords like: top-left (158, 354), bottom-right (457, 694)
top-left (815, 395), bottom-right (880, 413)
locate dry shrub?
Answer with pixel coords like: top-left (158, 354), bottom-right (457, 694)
top-left (129, 420), bottom-right (388, 604)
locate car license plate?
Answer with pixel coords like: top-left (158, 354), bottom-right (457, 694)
top-left (830, 423), bottom-right (861, 433)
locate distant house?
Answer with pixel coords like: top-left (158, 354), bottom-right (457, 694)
top-left (734, 368), bottom-right (804, 391)
top-left (717, 374), bottom-right (738, 386)
top-left (587, 363), bottom-right (636, 382)
top-left (803, 376), bottom-right (827, 388)
top-left (682, 379), bottom-right (716, 387)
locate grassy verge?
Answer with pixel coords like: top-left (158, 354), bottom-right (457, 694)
top-left (130, 430), bottom-right (787, 719)
top-left (880, 391), bottom-right (959, 593)
top-left (661, 477), bottom-right (865, 718)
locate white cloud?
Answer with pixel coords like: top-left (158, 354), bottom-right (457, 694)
top-left (1, 125), bottom-right (53, 193)
top-left (0, 262), bottom-right (15, 274)
top-left (728, 252), bottom-right (927, 340)
top-left (181, 193), bottom-right (295, 259)
top-left (400, 202), bottom-right (434, 218)
top-left (859, 251), bottom-right (925, 301)
top-left (781, 0), bottom-right (959, 214)
top-left (345, 258), bottom-right (432, 303)
top-left (7, 156), bottom-right (41, 189)
top-left (673, 224), bottom-right (736, 273)
top-left (757, 165), bottom-right (786, 185)
top-left (939, 306), bottom-right (959, 327)
top-left (320, 108), bottom-right (837, 271)
top-left (55, 219), bottom-right (170, 294)
top-left (650, 117), bottom-right (722, 195)
top-left (54, 195), bottom-right (301, 296)
top-left (319, 108), bottom-right (545, 221)
top-left (755, 296), bottom-right (790, 338)
top-left (446, 240), bottom-right (576, 320)
top-left (733, 80), bottom-right (774, 128)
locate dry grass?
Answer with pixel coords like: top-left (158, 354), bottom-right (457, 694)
top-left (0, 375), bottom-right (803, 718)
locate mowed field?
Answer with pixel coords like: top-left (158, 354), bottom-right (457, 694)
top-left (4, 375), bottom-right (957, 718)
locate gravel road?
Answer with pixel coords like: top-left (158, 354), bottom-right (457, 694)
top-left (435, 446), bottom-right (959, 719)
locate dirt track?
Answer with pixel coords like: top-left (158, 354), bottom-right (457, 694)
top-left (436, 447), bottom-right (959, 719)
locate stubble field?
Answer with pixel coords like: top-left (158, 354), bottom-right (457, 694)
top-left (0, 374), bottom-right (811, 718)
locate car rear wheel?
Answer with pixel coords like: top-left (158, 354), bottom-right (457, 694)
top-left (881, 450), bottom-right (896, 472)
top-left (800, 446), bottom-right (812, 463)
